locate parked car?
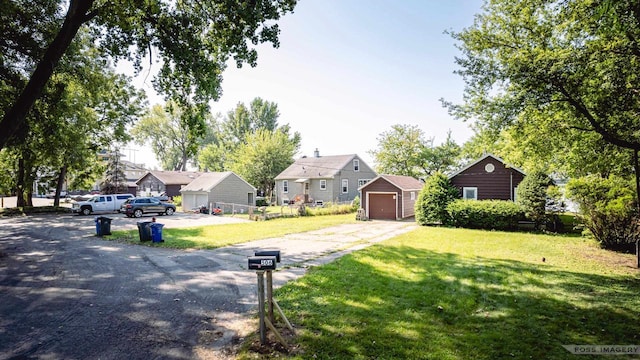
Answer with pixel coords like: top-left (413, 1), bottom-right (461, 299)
top-left (72, 194), bottom-right (134, 215)
top-left (120, 197), bottom-right (176, 218)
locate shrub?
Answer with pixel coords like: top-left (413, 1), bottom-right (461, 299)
top-left (516, 170), bottom-right (553, 228)
top-left (303, 203), bottom-right (356, 216)
top-left (566, 175), bottom-right (639, 252)
top-left (256, 198), bottom-right (269, 207)
top-left (446, 199), bottom-right (524, 231)
top-left (172, 195), bottom-right (182, 207)
top-left (415, 172), bottom-right (458, 225)
top-left (352, 196), bottom-right (360, 211)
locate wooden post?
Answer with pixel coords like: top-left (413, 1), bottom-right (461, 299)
top-left (267, 270), bottom-right (274, 323)
top-left (257, 270), bottom-right (266, 344)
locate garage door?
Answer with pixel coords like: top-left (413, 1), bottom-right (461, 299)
top-left (369, 194), bottom-right (397, 220)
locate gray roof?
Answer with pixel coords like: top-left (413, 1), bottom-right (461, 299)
top-left (180, 172), bottom-right (256, 192)
top-left (359, 174), bottom-right (424, 191)
top-left (275, 154), bottom-right (359, 180)
top-left (136, 171), bottom-right (202, 185)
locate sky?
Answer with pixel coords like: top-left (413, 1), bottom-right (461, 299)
top-left (123, 0), bottom-right (483, 169)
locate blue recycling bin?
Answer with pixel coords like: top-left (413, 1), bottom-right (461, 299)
top-left (137, 221), bottom-right (153, 241)
top-left (150, 223), bottom-right (164, 243)
top-left (95, 217), bottom-right (112, 236)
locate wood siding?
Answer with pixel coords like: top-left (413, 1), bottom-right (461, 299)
top-left (361, 177), bottom-right (401, 220)
top-left (450, 157), bottom-right (525, 200)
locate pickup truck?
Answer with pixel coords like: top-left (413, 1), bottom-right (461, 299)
top-left (72, 194), bottom-right (134, 215)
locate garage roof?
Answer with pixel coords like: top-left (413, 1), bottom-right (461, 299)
top-left (359, 174), bottom-right (423, 191)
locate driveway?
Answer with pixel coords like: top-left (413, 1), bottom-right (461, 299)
top-left (0, 213), bottom-right (416, 359)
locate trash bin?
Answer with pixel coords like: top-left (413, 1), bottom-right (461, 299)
top-left (137, 221), bottom-right (153, 242)
top-left (95, 217), bottom-right (113, 236)
top-left (150, 223), bottom-right (164, 243)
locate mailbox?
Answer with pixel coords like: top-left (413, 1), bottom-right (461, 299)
top-left (248, 256), bottom-right (277, 270)
top-left (254, 250), bottom-right (281, 263)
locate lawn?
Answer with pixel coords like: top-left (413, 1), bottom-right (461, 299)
top-left (109, 213), bottom-right (357, 249)
top-left (240, 227), bottom-right (640, 359)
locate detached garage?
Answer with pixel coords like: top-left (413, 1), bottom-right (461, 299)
top-left (359, 175), bottom-right (423, 220)
top-left (180, 172), bottom-right (256, 212)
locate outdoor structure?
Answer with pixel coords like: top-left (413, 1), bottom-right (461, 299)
top-left (180, 171), bottom-right (256, 211)
top-left (136, 171), bottom-right (202, 198)
top-left (274, 149), bottom-right (377, 205)
top-left (359, 174), bottom-right (424, 220)
top-left (449, 153), bottom-right (526, 201)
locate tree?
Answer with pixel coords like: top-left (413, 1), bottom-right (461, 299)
top-left (369, 125), bottom-right (461, 178)
top-left (227, 129), bottom-right (299, 199)
top-left (132, 103), bottom-right (209, 171)
top-left (415, 172), bottom-right (459, 226)
top-left (0, 0), bottom-right (297, 151)
top-left (516, 170), bottom-right (553, 228)
top-left (445, 0), bottom-right (640, 207)
top-left (100, 151), bottom-right (127, 194)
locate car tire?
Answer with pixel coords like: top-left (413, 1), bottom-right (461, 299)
top-left (165, 207), bottom-right (175, 216)
top-left (133, 209), bottom-right (143, 218)
top-left (81, 207), bottom-right (91, 216)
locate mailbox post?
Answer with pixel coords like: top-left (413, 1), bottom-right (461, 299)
top-left (255, 250), bottom-right (281, 323)
top-left (248, 255), bottom-right (277, 345)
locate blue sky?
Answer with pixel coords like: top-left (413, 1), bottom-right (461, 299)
top-left (127, 0), bottom-right (483, 169)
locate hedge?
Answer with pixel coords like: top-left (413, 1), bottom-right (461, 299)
top-left (446, 199), bottom-right (524, 231)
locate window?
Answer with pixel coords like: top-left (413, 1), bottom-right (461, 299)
top-left (283, 180), bottom-right (289, 193)
top-left (319, 180), bottom-right (327, 190)
top-left (353, 159), bottom-right (360, 172)
top-left (341, 179), bottom-right (348, 193)
top-left (410, 192), bottom-right (416, 201)
top-left (358, 179), bottom-right (370, 187)
top-left (463, 187), bottom-right (478, 200)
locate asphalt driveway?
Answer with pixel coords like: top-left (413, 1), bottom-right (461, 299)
top-left (0, 213), bottom-right (416, 359)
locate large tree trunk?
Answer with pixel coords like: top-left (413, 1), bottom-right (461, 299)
top-left (53, 165), bottom-right (67, 207)
top-left (0, 0), bottom-right (96, 151)
top-left (16, 158), bottom-right (26, 208)
top-left (634, 149), bottom-right (640, 212)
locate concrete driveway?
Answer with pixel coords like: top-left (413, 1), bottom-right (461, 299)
top-left (0, 213), bottom-right (416, 359)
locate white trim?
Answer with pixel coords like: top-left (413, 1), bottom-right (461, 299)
top-left (353, 159), bottom-right (360, 172)
top-left (341, 179), bottom-right (348, 193)
top-left (463, 187), bottom-right (478, 200)
top-left (365, 191), bottom-right (399, 220)
top-left (319, 179), bottom-right (327, 190)
top-left (283, 180), bottom-right (289, 193)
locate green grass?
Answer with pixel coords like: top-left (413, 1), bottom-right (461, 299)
top-left (109, 213), bottom-right (357, 249)
top-left (241, 227), bottom-right (640, 359)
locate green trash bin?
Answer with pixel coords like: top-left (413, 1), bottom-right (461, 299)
top-left (137, 221), bottom-right (152, 241)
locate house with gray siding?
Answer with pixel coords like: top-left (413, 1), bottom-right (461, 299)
top-left (274, 149), bottom-right (377, 205)
top-left (136, 171), bottom-right (202, 198)
top-left (180, 171), bottom-right (256, 211)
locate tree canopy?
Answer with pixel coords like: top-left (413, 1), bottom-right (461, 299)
top-left (445, 0), bottom-right (640, 203)
top-left (0, 0), bottom-right (297, 151)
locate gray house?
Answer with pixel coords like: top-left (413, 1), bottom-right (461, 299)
top-left (274, 150), bottom-right (377, 205)
top-left (180, 172), bottom-right (256, 211)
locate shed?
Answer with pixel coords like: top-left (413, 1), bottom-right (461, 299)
top-left (136, 171), bottom-right (202, 198)
top-left (449, 153), bottom-right (526, 201)
top-left (359, 175), bottom-right (423, 220)
top-left (180, 171), bottom-right (256, 212)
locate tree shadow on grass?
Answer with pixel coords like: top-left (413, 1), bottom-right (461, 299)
top-left (275, 246), bottom-right (640, 360)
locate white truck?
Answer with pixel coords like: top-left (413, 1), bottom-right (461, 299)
top-left (72, 194), bottom-right (134, 215)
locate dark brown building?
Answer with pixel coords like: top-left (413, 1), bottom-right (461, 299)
top-left (135, 171), bottom-right (202, 198)
top-left (449, 154), bottom-right (525, 201)
top-left (359, 175), bottom-right (424, 220)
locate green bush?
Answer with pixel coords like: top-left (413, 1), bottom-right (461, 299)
top-left (303, 203), bottom-right (356, 216)
top-left (447, 199), bottom-right (524, 231)
top-left (255, 198), bottom-right (269, 207)
top-left (516, 170), bottom-right (554, 227)
top-left (352, 196), bottom-right (360, 211)
top-left (172, 195), bottom-right (182, 207)
top-left (566, 175), bottom-right (639, 252)
top-left (415, 172), bottom-right (458, 225)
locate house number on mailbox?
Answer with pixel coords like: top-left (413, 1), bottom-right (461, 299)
top-left (261, 259), bottom-right (273, 266)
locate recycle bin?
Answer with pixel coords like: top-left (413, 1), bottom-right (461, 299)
top-left (137, 221), bottom-right (153, 242)
top-left (95, 216), bottom-right (113, 236)
top-left (150, 223), bottom-right (164, 243)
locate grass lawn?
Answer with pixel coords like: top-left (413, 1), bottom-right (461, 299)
top-left (108, 213), bottom-right (357, 249)
top-left (240, 227), bottom-right (640, 359)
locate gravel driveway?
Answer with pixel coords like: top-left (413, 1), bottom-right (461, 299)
top-left (0, 212), bottom-right (415, 359)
